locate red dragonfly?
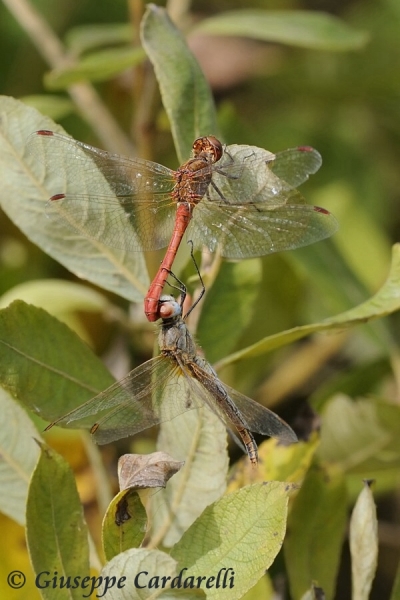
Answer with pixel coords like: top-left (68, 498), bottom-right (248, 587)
top-left (28, 131), bottom-right (338, 321)
top-left (45, 294), bottom-right (297, 465)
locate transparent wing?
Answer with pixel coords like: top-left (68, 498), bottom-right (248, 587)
top-left (27, 131), bottom-right (178, 251)
top-left (210, 144), bottom-right (322, 200)
top-left (221, 384), bottom-right (297, 443)
top-left (178, 360), bottom-right (297, 444)
top-left (49, 356), bottom-right (205, 444)
top-left (27, 133), bottom-right (334, 258)
top-left (188, 146), bottom-right (338, 259)
top-left (187, 143), bottom-right (336, 258)
top-left (268, 146), bottom-right (322, 188)
top-left (189, 199), bottom-right (338, 258)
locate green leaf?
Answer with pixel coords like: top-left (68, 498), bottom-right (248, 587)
top-left (65, 23), bottom-right (133, 55)
top-left (45, 46), bottom-right (146, 89)
top-left (141, 5), bottom-right (218, 162)
top-left (26, 442), bottom-right (90, 600)
top-left (350, 481), bottom-right (378, 600)
top-left (318, 395), bottom-right (400, 497)
top-left (315, 182), bottom-right (392, 293)
top-left (150, 407), bottom-right (229, 547)
top-left (0, 301), bottom-right (114, 422)
top-left (197, 260), bottom-right (262, 363)
top-left (241, 575), bottom-right (274, 600)
top-left (0, 387), bottom-right (40, 525)
top-left (171, 482), bottom-right (295, 600)
top-left (284, 465), bottom-right (348, 600)
top-left (21, 95), bottom-right (74, 120)
top-left (195, 10), bottom-right (368, 51)
top-left (0, 279), bottom-right (111, 345)
top-left (103, 490), bottom-right (147, 561)
top-left (310, 357), bottom-right (391, 411)
top-left (103, 451), bottom-right (184, 560)
top-left (216, 244), bottom-right (400, 369)
top-left (99, 548), bottom-right (205, 599)
top-left (0, 95), bottom-right (149, 302)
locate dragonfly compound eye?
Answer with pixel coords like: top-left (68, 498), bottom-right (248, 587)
top-left (158, 297), bottom-right (181, 319)
top-left (192, 136), bottom-right (223, 163)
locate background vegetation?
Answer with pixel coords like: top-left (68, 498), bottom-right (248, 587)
top-left (0, 0), bottom-right (400, 599)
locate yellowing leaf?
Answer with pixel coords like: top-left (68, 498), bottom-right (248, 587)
top-left (227, 433), bottom-right (319, 492)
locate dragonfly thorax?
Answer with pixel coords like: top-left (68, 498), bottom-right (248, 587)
top-left (159, 317), bottom-right (197, 361)
top-left (173, 158), bottom-right (214, 204)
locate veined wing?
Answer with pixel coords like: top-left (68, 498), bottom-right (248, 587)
top-left (187, 143), bottom-right (336, 259)
top-left (221, 383), bottom-right (297, 443)
top-left (189, 199), bottom-right (338, 259)
top-left (178, 360), bottom-right (297, 445)
top-left (27, 131), bottom-right (178, 252)
top-left (268, 146), bottom-right (322, 188)
top-left (210, 144), bottom-right (322, 203)
top-left (48, 356), bottom-right (205, 444)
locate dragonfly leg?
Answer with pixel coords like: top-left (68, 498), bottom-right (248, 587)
top-left (165, 240), bottom-right (205, 319)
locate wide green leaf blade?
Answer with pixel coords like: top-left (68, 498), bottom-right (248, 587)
top-left (100, 548), bottom-right (205, 599)
top-left (318, 395), bottom-right (400, 498)
top-left (0, 95), bottom-right (149, 301)
top-left (284, 465), bottom-right (348, 600)
top-left (195, 10), bottom-right (368, 51)
top-left (0, 301), bottom-right (114, 422)
top-left (45, 47), bottom-right (146, 89)
top-left (141, 5), bottom-right (218, 162)
top-left (26, 442), bottom-right (90, 600)
top-left (150, 406), bottom-right (229, 547)
top-left (241, 576), bottom-right (274, 600)
top-left (197, 259), bottom-right (262, 364)
top-left (171, 482), bottom-right (295, 600)
top-left (216, 243), bottom-right (400, 369)
top-left (102, 490), bottom-right (147, 561)
top-left (0, 278), bottom-right (111, 346)
top-left (350, 481), bottom-right (378, 600)
top-left (0, 387), bottom-right (40, 525)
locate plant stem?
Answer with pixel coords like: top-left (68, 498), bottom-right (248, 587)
top-left (3, 0), bottom-right (136, 156)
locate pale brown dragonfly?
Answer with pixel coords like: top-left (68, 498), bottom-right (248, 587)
top-left (46, 295), bottom-right (297, 465)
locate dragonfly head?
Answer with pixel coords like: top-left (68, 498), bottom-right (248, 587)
top-left (192, 136), bottom-right (223, 164)
top-left (158, 295), bottom-right (182, 320)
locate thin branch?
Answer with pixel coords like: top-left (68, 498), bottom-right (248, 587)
top-left (3, 0), bottom-right (136, 156)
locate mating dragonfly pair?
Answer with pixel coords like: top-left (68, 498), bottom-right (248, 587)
top-left (29, 131), bottom-right (337, 464)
